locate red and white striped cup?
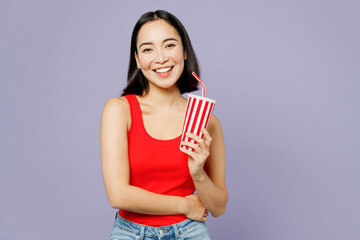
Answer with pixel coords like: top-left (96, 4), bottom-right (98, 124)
top-left (180, 94), bottom-right (216, 152)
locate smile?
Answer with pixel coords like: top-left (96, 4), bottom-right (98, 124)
top-left (154, 67), bottom-right (173, 73)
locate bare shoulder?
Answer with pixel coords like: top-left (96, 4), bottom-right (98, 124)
top-left (102, 96), bottom-right (131, 128)
top-left (208, 114), bottom-right (222, 133)
top-left (103, 97), bottom-right (130, 113)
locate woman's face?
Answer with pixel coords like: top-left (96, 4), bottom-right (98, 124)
top-left (135, 19), bottom-right (186, 91)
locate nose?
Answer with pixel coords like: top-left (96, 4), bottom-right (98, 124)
top-left (155, 49), bottom-right (168, 64)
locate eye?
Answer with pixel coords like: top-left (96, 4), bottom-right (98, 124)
top-left (166, 43), bottom-right (176, 48)
top-left (142, 48), bottom-right (152, 53)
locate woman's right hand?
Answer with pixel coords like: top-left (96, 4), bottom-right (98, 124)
top-left (184, 194), bottom-right (208, 221)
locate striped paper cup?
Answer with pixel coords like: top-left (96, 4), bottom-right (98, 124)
top-left (180, 94), bottom-right (216, 152)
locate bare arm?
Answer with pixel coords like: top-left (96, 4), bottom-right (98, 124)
top-left (100, 97), bottom-right (206, 220)
top-left (180, 116), bottom-right (228, 217)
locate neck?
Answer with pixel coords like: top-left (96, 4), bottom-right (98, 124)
top-left (141, 84), bottom-right (183, 108)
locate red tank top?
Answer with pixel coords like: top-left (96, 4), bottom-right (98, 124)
top-left (118, 94), bottom-right (195, 226)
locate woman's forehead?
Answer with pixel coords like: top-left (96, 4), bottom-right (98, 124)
top-left (137, 19), bottom-right (181, 44)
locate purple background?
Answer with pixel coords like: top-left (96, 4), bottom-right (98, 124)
top-left (1, 0), bottom-right (360, 239)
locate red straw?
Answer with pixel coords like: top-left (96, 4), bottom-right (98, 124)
top-left (192, 72), bottom-right (205, 97)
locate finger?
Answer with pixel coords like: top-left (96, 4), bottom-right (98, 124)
top-left (201, 128), bottom-right (212, 147)
top-left (201, 128), bottom-right (212, 141)
top-left (186, 132), bottom-right (205, 146)
top-left (181, 140), bottom-right (201, 151)
top-left (179, 146), bottom-right (196, 157)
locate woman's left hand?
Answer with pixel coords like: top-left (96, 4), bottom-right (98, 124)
top-left (180, 128), bottom-right (212, 180)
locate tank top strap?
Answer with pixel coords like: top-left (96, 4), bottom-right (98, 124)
top-left (124, 94), bottom-right (141, 131)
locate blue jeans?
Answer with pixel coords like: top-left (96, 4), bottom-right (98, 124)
top-left (110, 212), bottom-right (211, 240)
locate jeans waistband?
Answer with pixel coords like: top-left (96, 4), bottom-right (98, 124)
top-left (115, 212), bottom-right (194, 239)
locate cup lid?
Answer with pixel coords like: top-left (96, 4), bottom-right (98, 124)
top-left (187, 94), bottom-right (216, 103)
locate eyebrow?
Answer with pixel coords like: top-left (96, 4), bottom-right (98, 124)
top-left (138, 38), bottom-right (178, 49)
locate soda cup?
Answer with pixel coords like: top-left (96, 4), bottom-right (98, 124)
top-left (180, 94), bottom-right (216, 151)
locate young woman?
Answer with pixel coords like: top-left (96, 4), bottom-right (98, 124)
top-left (100, 10), bottom-right (228, 239)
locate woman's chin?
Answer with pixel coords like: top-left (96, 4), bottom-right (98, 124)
top-left (149, 79), bottom-right (178, 90)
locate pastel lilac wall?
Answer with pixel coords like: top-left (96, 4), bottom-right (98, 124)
top-left (1, 0), bottom-right (359, 239)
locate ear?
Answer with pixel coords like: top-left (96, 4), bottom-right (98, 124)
top-left (184, 51), bottom-right (187, 60)
top-left (135, 51), bottom-right (140, 68)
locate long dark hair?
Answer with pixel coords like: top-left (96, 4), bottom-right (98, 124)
top-left (121, 10), bottom-right (200, 96)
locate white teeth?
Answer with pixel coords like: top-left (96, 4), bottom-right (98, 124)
top-left (155, 67), bottom-right (172, 73)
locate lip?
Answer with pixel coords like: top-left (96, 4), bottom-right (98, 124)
top-left (153, 66), bottom-right (174, 77)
